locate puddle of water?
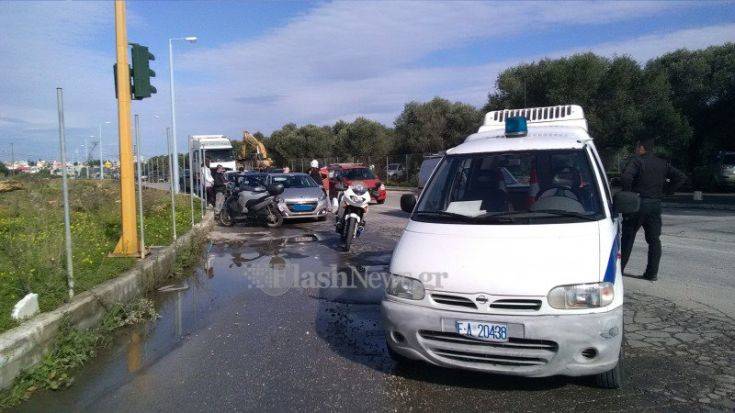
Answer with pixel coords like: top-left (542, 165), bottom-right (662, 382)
top-left (16, 232), bottom-right (390, 411)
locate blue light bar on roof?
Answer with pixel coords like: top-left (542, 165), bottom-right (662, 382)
top-left (505, 116), bottom-right (527, 137)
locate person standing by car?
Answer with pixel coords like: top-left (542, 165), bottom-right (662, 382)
top-left (308, 159), bottom-right (324, 190)
top-left (212, 164), bottom-right (227, 215)
top-left (308, 160), bottom-right (321, 182)
top-left (620, 139), bottom-right (687, 281)
top-left (201, 162), bottom-right (214, 206)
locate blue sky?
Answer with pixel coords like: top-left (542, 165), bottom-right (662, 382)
top-left (1, 1), bottom-right (734, 162)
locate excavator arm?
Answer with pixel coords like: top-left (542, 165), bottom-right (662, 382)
top-left (238, 131), bottom-right (273, 170)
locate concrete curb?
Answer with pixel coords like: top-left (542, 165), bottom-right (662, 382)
top-left (0, 213), bottom-right (215, 390)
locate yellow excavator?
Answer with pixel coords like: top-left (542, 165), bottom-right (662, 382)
top-left (237, 131), bottom-right (273, 170)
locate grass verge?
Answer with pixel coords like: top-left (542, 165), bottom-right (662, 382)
top-left (0, 298), bottom-right (159, 408)
top-left (0, 176), bottom-right (202, 332)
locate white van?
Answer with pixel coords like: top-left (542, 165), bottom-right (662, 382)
top-left (381, 105), bottom-right (639, 388)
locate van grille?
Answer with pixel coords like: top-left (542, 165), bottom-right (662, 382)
top-left (431, 294), bottom-right (477, 309)
top-left (430, 348), bottom-right (546, 366)
top-left (490, 299), bottom-right (542, 311)
top-left (419, 330), bottom-right (558, 368)
top-left (419, 331), bottom-right (557, 351)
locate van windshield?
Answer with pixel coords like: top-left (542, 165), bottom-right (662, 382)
top-left (414, 149), bottom-right (604, 224)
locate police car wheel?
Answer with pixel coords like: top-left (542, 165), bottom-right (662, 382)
top-left (595, 348), bottom-right (623, 389)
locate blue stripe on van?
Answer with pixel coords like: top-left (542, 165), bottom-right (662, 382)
top-left (603, 235), bottom-right (619, 284)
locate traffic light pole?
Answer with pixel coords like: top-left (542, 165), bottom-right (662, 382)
top-left (112, 0), bottom-right (139, 257)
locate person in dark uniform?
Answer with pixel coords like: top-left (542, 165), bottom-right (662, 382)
top-left (212, 164), bottom-right (227, 215)
top-left (620, 139), bottom-right (687, 281)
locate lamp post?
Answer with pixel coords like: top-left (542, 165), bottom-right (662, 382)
top-left (168, 35), bottom-right (197, 194)
top-left (87, 135), bottom-right (95, 178)
top-left (99, 121), bottom-right (111, 179)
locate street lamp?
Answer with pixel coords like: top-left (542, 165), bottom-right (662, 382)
top-left (168, 35), bottom-right (197, 193)
top-left (99, 121), bottom-right (111, 179)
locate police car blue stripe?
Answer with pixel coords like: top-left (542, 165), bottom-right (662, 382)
top-left (603, 234), bottom-right (619, 284)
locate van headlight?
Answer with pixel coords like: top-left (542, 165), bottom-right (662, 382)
top-left (386, 274), bottom-right (425, 300)
top-left (547, 282), bottom-right (614, 309)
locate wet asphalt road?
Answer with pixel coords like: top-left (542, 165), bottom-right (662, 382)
top-left (15, 192), bottom-right (735, 412)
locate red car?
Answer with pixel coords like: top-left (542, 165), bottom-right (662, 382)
top-left (327, 163), bottom-right (386, 204)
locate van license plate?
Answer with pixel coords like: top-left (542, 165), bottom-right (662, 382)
top-left (455, 321), bottom-right (508, 342)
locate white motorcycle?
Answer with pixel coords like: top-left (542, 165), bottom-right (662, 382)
top-left (333, 183), bottom-right (370, 251)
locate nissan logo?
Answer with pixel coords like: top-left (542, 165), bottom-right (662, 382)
top-left (476, 295), bottom-right (489, 304)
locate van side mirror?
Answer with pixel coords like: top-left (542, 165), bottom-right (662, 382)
top-left (400, 193), bottom-right (417, 213)
top-left (613, 191), bottom-right (639, 215)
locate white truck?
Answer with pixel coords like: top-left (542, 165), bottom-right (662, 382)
top-left (190, 135), bottom-right (236, 171)
top-left (186, 135), bottom-right (236, 193)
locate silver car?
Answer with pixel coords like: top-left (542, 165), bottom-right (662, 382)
top-left (266, 173), bottom-right (330, 220)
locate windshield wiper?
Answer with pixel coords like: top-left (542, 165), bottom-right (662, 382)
top-left (472, 211), bottom-right (525, 222)
top-left (472, 209), bottom-right (599, 222)
top-left (414, 210), bottom-right (476, 222)
top-left (526, 209), bottom-right (599, 221)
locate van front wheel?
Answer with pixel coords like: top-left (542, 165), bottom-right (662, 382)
top-left (595, 349), bottom-right (623, 389)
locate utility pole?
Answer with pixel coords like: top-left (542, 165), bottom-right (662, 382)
top-left (168, 36), bottom-right (196, 194)
top-left (57, 88), bottom-right (75, 298)
top-left (100, 122), bottom-right (110, 180)
top-left (10, 142), bottom-right (14, 176)
top-left (112, 0), bottom-right (139, 257)
top-left (134, 114), bottom-right (146, 258)
top-left (167, 127), bottom-right (177, 241)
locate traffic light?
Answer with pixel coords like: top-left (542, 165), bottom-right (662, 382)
top-left (130, 43), bottom-right (156, 100)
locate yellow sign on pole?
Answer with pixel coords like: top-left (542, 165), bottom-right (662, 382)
top-left (112, 0), bottom-right (139, 257)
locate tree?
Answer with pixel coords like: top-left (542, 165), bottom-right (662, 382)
top-left (394, 97), bottom-right (482, 154)
top-left (334, 117), bottom-right (394, 159)
top-left (264, 123), bottom-right (336, 166)
top-left (646, 43), bottom-right (735, 168)
top-left (484, 53), bottom-right (691, 168)
top-left (0, 162), bottom-right (9, 176)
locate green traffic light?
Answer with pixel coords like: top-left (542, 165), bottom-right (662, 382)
top-left (130, 43), bottom-right (156, 100)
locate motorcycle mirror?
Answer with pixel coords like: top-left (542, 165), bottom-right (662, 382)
top-left (267, 183), bottom-right (285, 196)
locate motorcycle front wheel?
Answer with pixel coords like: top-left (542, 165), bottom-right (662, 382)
top-left (344, 217), bottom-right (357, 251)
top-left (265, 204), bottom-right (284, 228)
top-left (219, 209), bottom-right (234, 227)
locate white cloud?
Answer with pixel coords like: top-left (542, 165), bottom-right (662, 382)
top-left (171, 1), bottom-right (728, 139)
top-left (0, 0), bottom-right (732, 161)
top-left (570, 23), bottom-right (735, 62)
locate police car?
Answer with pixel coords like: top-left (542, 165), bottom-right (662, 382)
top-left (381, 105), bottom-right (639, 388)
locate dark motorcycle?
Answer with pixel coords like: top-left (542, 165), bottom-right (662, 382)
top-left (219, 183), bottom-right (285, 228)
